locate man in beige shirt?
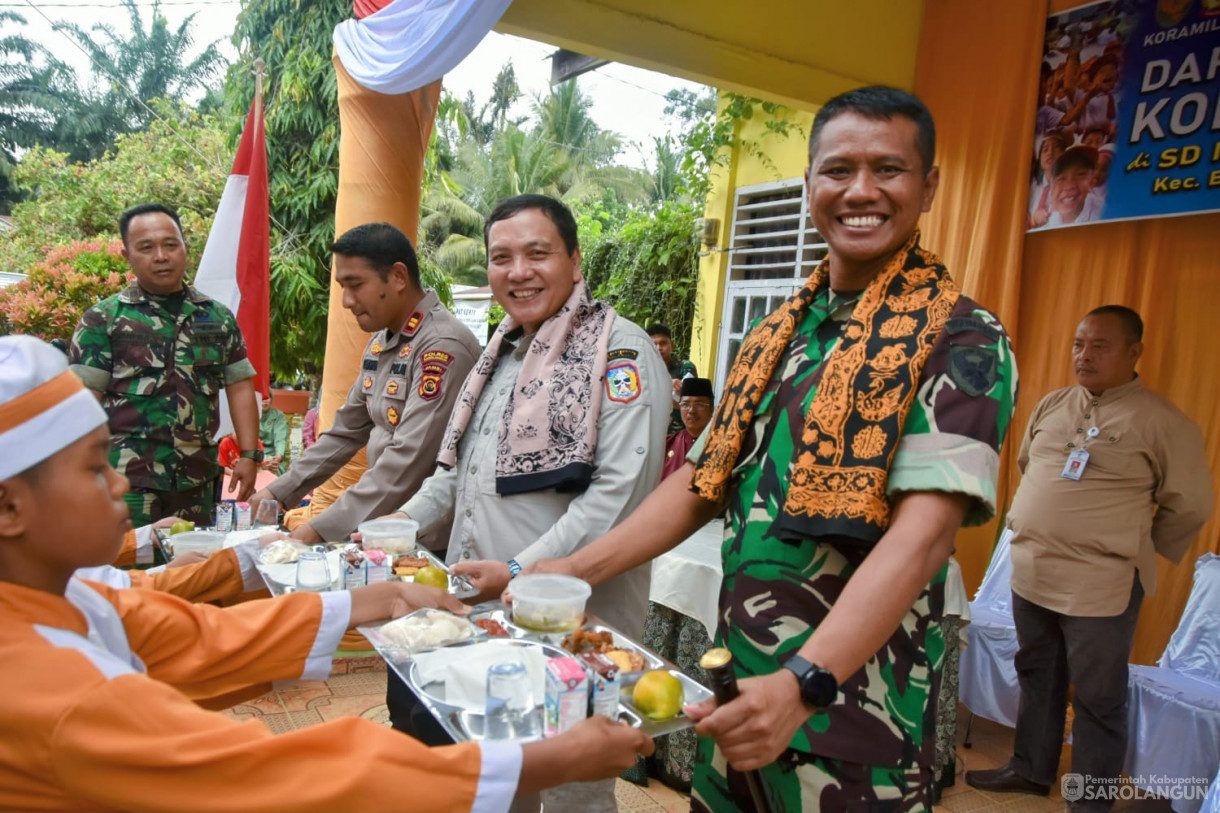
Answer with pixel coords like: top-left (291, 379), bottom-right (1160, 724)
top-left (967, 305), bottom-right (1214, 808)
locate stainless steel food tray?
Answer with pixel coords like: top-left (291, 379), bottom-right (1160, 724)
top-left (366, 603), bottom-right (713, 743)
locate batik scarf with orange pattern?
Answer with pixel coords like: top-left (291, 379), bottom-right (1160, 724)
top-left (691, 230), bottom-right (960, 543)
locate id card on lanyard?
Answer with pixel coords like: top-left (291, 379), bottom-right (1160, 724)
top-left (1061, 426), bottom-right (1100, 480)
top-left (1061, 448), bottom-right (1089, 480)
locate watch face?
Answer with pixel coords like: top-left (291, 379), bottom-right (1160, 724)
top-left (787, 656), bottom-right (837, 708)
top-left (804, 668), bottom-right (838, 708)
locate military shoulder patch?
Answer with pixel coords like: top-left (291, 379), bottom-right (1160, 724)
top-left (605, 362), bottom-right (642, 403)
top-left (945, 316), bottom-right (1001, 342)
top-left (607, 348), bottom-right (639, 361)
top-left (949, 344), bottom-right (998, 397)
top-left (403, 310), bottom-right (424, 337)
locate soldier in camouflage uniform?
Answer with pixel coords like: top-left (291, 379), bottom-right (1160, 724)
top-left (524, 87), bottom-right (1019, 811)
top-left (70, 203), bottom-right (260, 527)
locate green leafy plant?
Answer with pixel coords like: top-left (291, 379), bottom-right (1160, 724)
top-left (581, 200), bottom-right (701, 360)
top-left (0, 239), bottom-right (131, 339)
top-left (0, 101), bottom-right (229, 343)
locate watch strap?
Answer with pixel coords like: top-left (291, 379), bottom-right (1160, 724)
top-left (507, 559), bottom-right (521, 578)
top-left (239, 449), bottom-right (264, 462)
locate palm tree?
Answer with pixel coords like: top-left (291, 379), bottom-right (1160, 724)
top-left (53, 0), bottom-right (226, 160)
top-left (419, 182), bottom-right (487, 286)
top-left (0, 13), bottom-right (80, 210)
top-left (486, 63), bottom-right (521, 132)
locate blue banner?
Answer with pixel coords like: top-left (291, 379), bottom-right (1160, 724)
top-left (1028, 0), bottom-right (1220, 231)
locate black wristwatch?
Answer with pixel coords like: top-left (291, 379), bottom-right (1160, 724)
top-left (239, 449), bottom-right (265, 463)
top-left (782, 654), bottom-right (838, 709)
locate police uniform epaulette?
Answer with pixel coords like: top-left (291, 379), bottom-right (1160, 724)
top-left (403, 310), bottom-right (424, 337)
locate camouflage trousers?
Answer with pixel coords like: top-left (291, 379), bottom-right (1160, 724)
top-left (124, 482), bottom-right (216, 527)
top-left (691, 738), bottom-right (934, 813)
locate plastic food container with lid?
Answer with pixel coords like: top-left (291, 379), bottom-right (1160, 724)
top-left (510, 574), bottom-right (592, 633)
top-left (358, 517), bottom-right (419, 554)
top-left (171, 530), bottom-right (226, 557)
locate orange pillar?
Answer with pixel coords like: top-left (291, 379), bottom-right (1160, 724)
top-left (284, 59), bottom-right (440, 534)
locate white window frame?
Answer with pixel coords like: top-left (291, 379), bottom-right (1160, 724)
top-left (714, 177), bottom-right (827, 393)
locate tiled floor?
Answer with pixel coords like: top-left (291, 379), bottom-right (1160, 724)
top-left (222, 657), bottom-right (1173, 812)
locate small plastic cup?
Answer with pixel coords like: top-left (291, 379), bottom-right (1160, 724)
top-left (295, 550), bottom-right (332, 592)
top-left (253, 499), bottom-right (279, 530)
top-left (358, 517), bottom-right (419, 555)
top-left (485, 660), bottom-right (540, 740)
top-left (510, 574), bottom-right (592, 633)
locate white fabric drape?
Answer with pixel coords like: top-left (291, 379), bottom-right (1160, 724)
top-left (334, 0), bottom-right (514, 94)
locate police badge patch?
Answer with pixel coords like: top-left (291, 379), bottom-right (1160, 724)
top-left (949, 345), bottom-right (998, 397)
top-left (362, 375), bottom-right (374, 392)
top-left (605, 362), bottom-right (641, 403)
top-left (418, 374), bottom-right (443, 401)
top-left (387, 406), bottom-right (401, 427)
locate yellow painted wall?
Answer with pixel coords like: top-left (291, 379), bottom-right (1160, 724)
top-left (690, 100), bottom-right (815, 382)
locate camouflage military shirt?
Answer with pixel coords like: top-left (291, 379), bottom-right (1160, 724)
top-left (69, 283), bottom-right (256, 492)
top-left (692, 289), bottom-right (1017, 810)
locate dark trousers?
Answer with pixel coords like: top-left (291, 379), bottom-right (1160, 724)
top-left (386, 666), bottom-right (455, 746)
top-left (1010, 577), bottom-right (1143, 808)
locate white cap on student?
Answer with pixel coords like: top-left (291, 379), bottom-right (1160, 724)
top-left (0, 335), bottom-right (108, 479)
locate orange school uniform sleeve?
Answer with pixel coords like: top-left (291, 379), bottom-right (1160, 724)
top-left (54, 678), bottom-right (493, 813)
top-left (0, 582), bottom-right (516, 812)
top-left (90, 582), bottom-right (338, 701)
top-left (124, 548), bottom-right (246, 604)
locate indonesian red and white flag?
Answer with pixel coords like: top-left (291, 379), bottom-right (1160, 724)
top-left (195, 94), bottom-right (271, 399)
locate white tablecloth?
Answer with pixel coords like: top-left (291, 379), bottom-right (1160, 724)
top-left (648, 519), bottom-right (725, 639)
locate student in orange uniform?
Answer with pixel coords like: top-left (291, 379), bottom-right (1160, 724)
top-left (77, 523), bottom-right (268, 604)
top-left (0, 335), bottom-right (653, 812)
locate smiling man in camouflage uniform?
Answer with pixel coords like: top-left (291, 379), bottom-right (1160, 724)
top-left (526, 86), bottom-right (1019, 810)
top-left (69, 203), bottom-right (260, 527)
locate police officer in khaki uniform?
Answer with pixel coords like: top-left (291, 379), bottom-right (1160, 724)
top-left (249, 223), bottom-right (479, 546)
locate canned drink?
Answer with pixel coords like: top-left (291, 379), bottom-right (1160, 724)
top-left (485, 660), bottom-right (540, 740)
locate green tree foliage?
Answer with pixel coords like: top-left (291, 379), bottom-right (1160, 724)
top-left (580, 200), bottom-right (700, 360)
top-left (580, 88), bottom-right (803, 362)
top-left (224, 0), bottom-right (348, 381)
top-left (0, 102), bottom-right (230, 337)
top-left (51, 0), bottom-right (226, 163)
top-left (420, 73), bottom-right (650, 288)
top-left (0, 13), bottom-right (78, 211)
top-left (0, 101), bottom-right (228, 267)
